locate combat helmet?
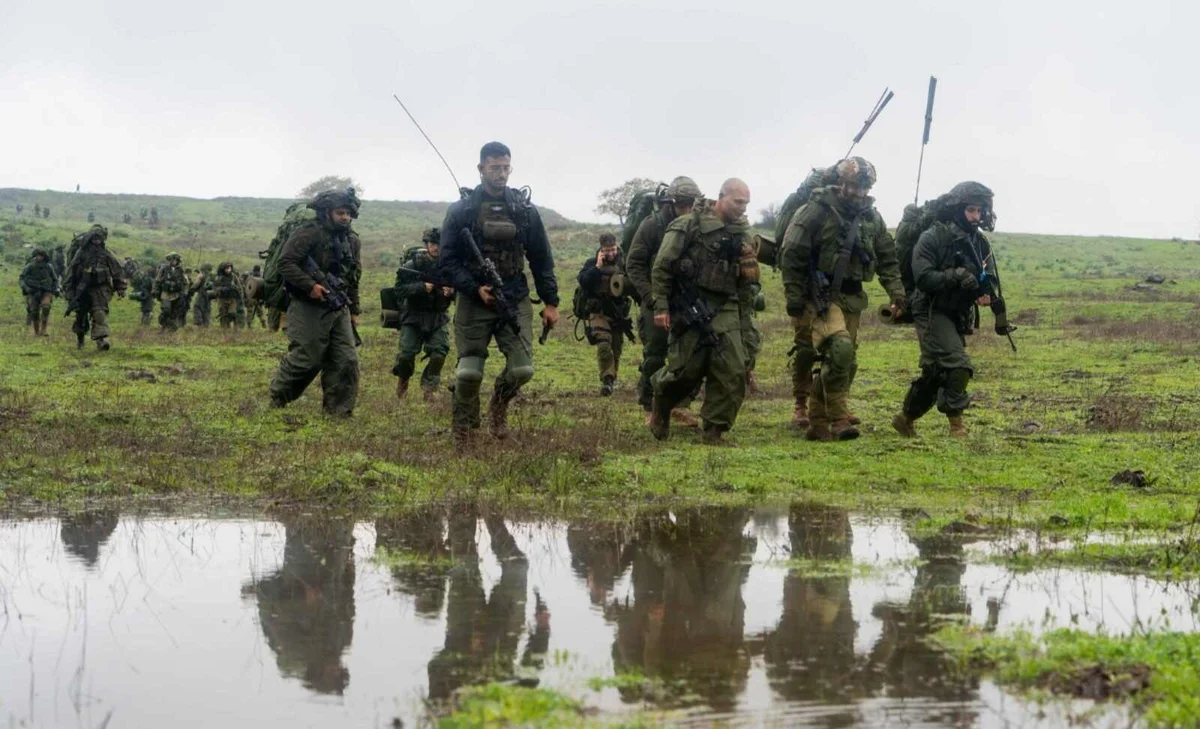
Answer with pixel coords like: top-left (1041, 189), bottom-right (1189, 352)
top-left (200, 262), bottom-right (213, 272)
top-left (421, 227), bottom-right (441, 245)
top-left (166, 251), bottom-right (182, 263)
top-left (833, 157), bottom-right (877, 189)
top-left (308, 187), bottom-right (361, 218)
top-left (666, 176), bottom-right (703, 203)
top-left (939, 181), bottom-right (996, 231)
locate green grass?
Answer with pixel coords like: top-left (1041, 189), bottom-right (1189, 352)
top-left (935, 625), bottom-right (1200, 727)
top-left (995, 535), bottom-right (1200, 580)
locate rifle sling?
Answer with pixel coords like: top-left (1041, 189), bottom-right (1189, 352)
top-left (829, 210), bottom-right (866, 298)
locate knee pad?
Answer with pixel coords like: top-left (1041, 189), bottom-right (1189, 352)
top-left (824, 335), bottom-right (856, 380)
top-left (456, 356), bottom-right (485, 384)
top-left (508, 364), bottom-right (534, 386)
top-left (944, 367), bottom-right (972, 394)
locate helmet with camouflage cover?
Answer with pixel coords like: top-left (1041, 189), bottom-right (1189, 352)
top-left (421, 227), bottom-right (441, 245)
top-left (666, 176), bottom-right (702, 202)
top-left (938, 181), bottom-right (996, 231)
top-left (166, 251), bottom-right (182, 263)
top-left (200, 263), bottom-right (213, 272)
top-left (945, 181), bottom-right (994, 208)
top-left (834, 157), bottom-right (877, 189)
top-left (308, 187), bottom-right (361, 218)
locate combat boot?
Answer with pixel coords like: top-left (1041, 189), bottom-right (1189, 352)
top-left (701, 425), bottom-right (728, 446)
top-left (791, 398), bottom-right (809, 429)
top-left (830, 418), bottom-right (860, 440)
top-left (648, 397), bottom-right (670, 441)
top-left (96, 338), bottom-right (110, 351)
top-left (488, 390), bottom-right (510, 439)
top-left (39, 313), bottom-right (50, 336)
top-left (805, 420), bottom-right (833, 442)
top-left (76, 332), bottom-right (86, 350)
top-left (671, 409), bottom-right (699, 427)
top-left (395, 378), bottom-right (409, 400)
top-left (948, 415), bottom-right (968, 439)
top-left (600, 376), bottom-right (615, 397)
top-left (892, 413), bottom-right (918, 438)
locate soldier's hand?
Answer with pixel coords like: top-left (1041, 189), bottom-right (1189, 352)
top-left (953, 267), bottom-right (978, 291)
top-left (351, 314), bottom-right (359, 327)
top-left (441, 286), bottom-right (455, 298)
top-left (310, 283), bottom-right (328, 301)
top-left (654, 312), bottom-right (671, 330)
top-left (478, 286), bottom-right (496, 306)
top-left (595, 251), bottom-right (605, 267)
top-left (425, 282), bottom-right (435, 293)
top-left (975, 294), bottom-right (992, 307)
top-left (541, 305), bottom-right (560, 328)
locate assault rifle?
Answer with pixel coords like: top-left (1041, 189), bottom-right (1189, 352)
top-left (396, 266), bottom-right (456, 292)
top-left (460, 227), bottom-right (526, 347)
top-left (63, 275), bottom-right (91, 318)
top-left (302, 256), bottom-right (362, 346)
top-left (599, 298), bottom-right (636, 344)
top-left (668, 287), bottom-right (720, 348)
top-left (956, 239), bottom-right (1017, 352)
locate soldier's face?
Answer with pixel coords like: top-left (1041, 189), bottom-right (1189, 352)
top-left (964, 205), bottom-right (984, 226)
top-left (715, 187), bottom-right (750, 223)
top-left (600, 244), bottom-right (618, 262)
top-left (478, 155), bottom-right (511, 193)
top-left (838, 182), bottom-right (869, 202)
top-left (330, 208), bottom-right (353, 227)
top-left (426, 242), bottom-right (440, 259)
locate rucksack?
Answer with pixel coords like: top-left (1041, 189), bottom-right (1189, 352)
top-left (620, 183), bottom-right (668, 256)
top-left (894, 200), bottom-right (940, 295)
top-left (260, 202), bottom-right (316, 309)
top-left (774, 166), bottom-right (836, 245)
top-left (571, 283), bottom-right (589, 321)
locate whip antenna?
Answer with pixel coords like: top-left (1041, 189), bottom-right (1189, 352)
top-left (913, 76), bottom-right (937, 204)
top-left (845, 87), bottom-right (894, 159)
top-left (392, 94), bottom-right (463, 196)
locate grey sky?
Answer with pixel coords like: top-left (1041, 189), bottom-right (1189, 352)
top-left (2, 0), bottom-right (1196, 239)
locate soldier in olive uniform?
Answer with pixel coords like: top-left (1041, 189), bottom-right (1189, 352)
top-left (392, 227), bottom-right (454, 399)
top-left (439, 142), bottom-right (560, 442)
top-left (121, 256), bottom-right (139, 283)
top-left (19, 248), bottom-right (59, 336)
top-left (577, 233), bottom-right (634, 395)
top-left (62, 225), bottom-right (127, 350)
top-left (625, 176), bottom-right (702, 423)
top-left (212, 261), bottom-right (245, 329)
top-left (780, 158), bottom-right (906, 441)
top-left (152, 252), bottom-right (191, 331)
top-left (741, 280), bottom-right (765, 394)
top-left (244, 265), bottom-right (267, 328)
top-left (893, 182), bottom-right (1012, 438)
top-left (189, 263), bottom-right (213, 327)
top-left (51, 245), bottom-right (67, 280)
top-left (132, 264), bottom-right (156, 326)
top-left (649, 178), bottom-right (760, 445)
top-left (267, 189), bottom-right (362, 416)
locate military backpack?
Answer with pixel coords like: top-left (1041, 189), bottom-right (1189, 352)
top-left (773, 167), bottom-right (837, 246)
top-left (619, 184), bottom-right (668, 256)
top-left (260, 202), bottom-right (316, 310)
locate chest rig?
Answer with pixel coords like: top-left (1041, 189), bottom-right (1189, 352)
top-left (474, 196), bottom-right (525, 280)
top-left (681, 213), bottom-right (744, 298)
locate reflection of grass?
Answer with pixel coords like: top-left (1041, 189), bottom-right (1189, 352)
top-left (779, 557), bottom-right (880, 578)
top-left (587, 671), bottom-right (702, 709)
top-left (438, 682), bottom-right (662, 728)
top-left (996, 539), bottom-right (1200, 580)
top-left (935, 625), bottom-right (1200, 726)
top-left (371, 545), bottom-right (455, 570)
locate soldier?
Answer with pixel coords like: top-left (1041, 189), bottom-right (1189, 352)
top-left (267, 305), bottom-right (286, 333)
top-left (244, 264), bottom-right (267, 328)
top-left (393, 227), bottom-right (454, 400)
top-left (152, 252), bottom-right (190, 331)
top-left (212, 261), bottom-right (245, 329)
top-left (741, 280), bottom-right (765, 394)
top-left (62, 224), bottom-right (126, 350)
top-left (648, 178), bottom-right (759, 445)
top-left (892, 182), bottom-right (1011, 438)
top-left (132, 264), bottom-right (156, 326)
top-left (577, 233), bottom-right (634, 395)
top-left (51, 245), bottom-right (66, 279)
top-left (190, 263), bottom-right (214, 327)
top-left (267, 188), bottom-right (362, 416)
top-left (780, 157), bottom-right (906, 441)
top-left (626, 177), bottom-right (702, 424)
top-left (439, 141), bottom-right (559, 442)
top-left (121, 256), bottom-right (138, 283)
top-left (19, 248), bottom-right (59, 336)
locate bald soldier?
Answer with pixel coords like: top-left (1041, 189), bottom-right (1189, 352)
top-left (648, 178), bottom-right (760, 445)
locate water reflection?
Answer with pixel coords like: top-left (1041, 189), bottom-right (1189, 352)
top-left (607, 507), bottom-right (756, 711)
top-left (242, 515), bottom-right (356, 695)
top-left (375, 506), bottom-right (452, 618)
top-left (59, 507), bottom-right (119, 567)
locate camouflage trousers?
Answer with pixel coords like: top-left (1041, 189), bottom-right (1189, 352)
top-left (217, 297), bottom-right (241, 328)
top-left (268, 299), bottom-right (359, 415)
top-left (653, 309), bottom-right (746, 432)
top-left (159, 296), bottom-right (187, 331)
top-left (246, 300), bottom-right (266, 328)
top-left (588, 313), bottom-right (626, 383)
top-left (140, 297), bottom-right (155, 326)
top-left (267, 307), bottom-right (286, 332)
top-left (902, 306), bottom-right (974, 419)
top-left (25, 292), bottom-right (53, 333)
top-left (792, 302), bottom-right (861, 425)
top-left (192, 295), bottom-right (211, 327)
top-left (73, 289), bottom-right (114, 341)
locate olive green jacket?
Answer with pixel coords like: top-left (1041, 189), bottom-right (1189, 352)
top-left (911, 221), bottom-right (996, 314)
top-left (624, 210), bottom-right (672, 308)
top-left (651, 209), bottom-right (755, 333)
top-left (278, 220), bottom-right (362, 315)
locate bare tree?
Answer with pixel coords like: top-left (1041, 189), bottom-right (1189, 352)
top-left (594, 177), bottom-right (661, 225)
top-left (758, 202), bottom-right (782, 230)
top-left (298, 175), bottom-right (363, 199)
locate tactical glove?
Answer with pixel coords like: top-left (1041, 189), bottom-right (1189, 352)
top-left (991, 298), bottom-right (1015, 335)
top-left (952, 267), bottom-right (978, 291)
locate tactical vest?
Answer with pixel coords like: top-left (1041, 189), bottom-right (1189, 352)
top-left (404, 249), bottom-right (452, 314)
top-left (809, 202), bottom-right (887, 285)
top-left (590, 259), bottom-right (622, 299)
top-left (79, 248), bottom-right (113, 288)
top-left (160, 264), bottom-right (186, 294)
top-left (214, 272), bottom-right (239, 299)
top-left (476, 197), bottom-right (525, 279)
top-left (678, 214), bottom-right (745, 298)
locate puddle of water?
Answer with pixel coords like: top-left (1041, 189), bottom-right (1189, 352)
top-left (0, 504), bottom-right (1181, 728)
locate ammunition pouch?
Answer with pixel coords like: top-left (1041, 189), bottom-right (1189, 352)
top-left (754, 234), bottom-right (777, 267)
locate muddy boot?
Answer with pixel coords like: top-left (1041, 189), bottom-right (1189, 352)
top-left (948, 414), bottom-right (968, 439)
top-left (701, 425), bottom-right (728, 446)
top-left (670, 409), bottom-right (699, 427)
top-left (395, 378), bottom-right (409, 400)
top-left (488, 390), bottom-right (510, 440)
top-left (96, 338), bottom-right (110, 351)
top-left (805, 420), bottom-right (833, 442)
top-left (745, 370), bottom-right (759, 396)
top-left (39, 312), bottom-right (50, 336)
top-left (599, 376), bottom-right (615, 397)
top-left (76, 332), bottom-right (86, 350)
top-left (791, 397), bottom-right (809, 430)
top-left (830, 418), bottom-right (860, 441)
top-left (846, 412), bottom-right (862, 426)
top-left (648, 397), bottom-right (670, 441)
top-left (892, 413), bottom-right (918, 438)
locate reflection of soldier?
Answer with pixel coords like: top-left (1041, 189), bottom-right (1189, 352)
top-left (375, 507), bottom-right (452, 618)
top-left (609, 507), bottom-right (755, 712)
top-left (866, 533), bottom-right (976, 705)
top-left (566, 522), bottom-right (631, 606)
top-left (427, 512), bottom-right (547, 700)
top-left (60, 508), bottom-right (120, 568)
top-left (242, 516), bottom-right (356, 695)
top-left (763, 503), bottom-right (859, 703)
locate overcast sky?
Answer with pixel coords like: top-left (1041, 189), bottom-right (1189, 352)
top-left (2, 0), bottom-right (1197, 239)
